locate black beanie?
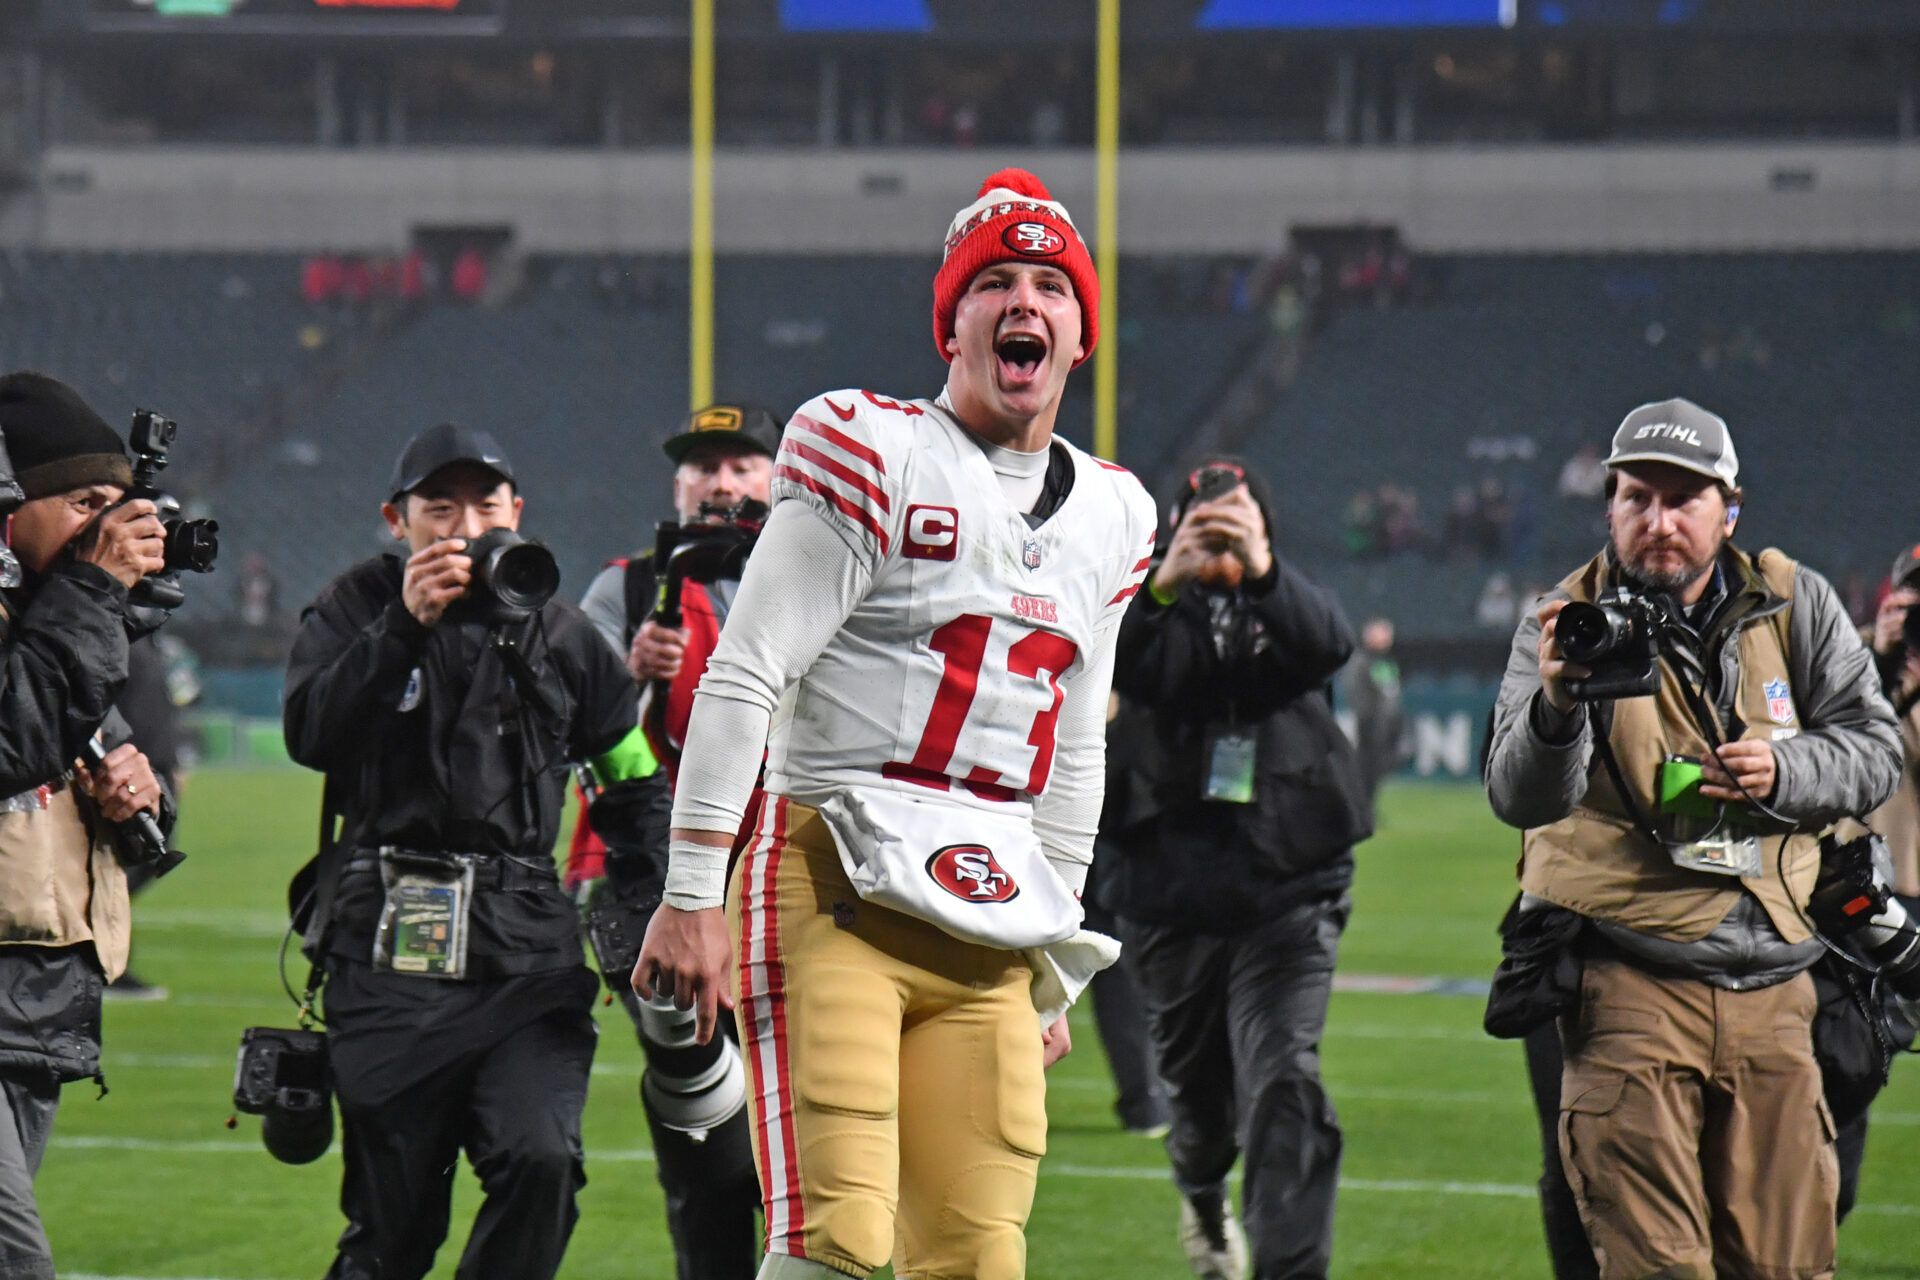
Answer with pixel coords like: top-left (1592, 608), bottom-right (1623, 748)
top-left (0, 371), bottom-right (131, 501)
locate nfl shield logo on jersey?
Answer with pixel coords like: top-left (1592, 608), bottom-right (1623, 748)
top-left (1764, 679), bottom-right (1795, 725)
top-left (1022, 538), bottom-right (1043, 570)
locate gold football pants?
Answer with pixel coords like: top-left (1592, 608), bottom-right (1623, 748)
top-left (725, 796), bottom-right (1045, 1280)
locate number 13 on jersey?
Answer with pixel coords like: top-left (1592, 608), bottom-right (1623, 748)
top-left (881, 613), bottom-right (1079, 802)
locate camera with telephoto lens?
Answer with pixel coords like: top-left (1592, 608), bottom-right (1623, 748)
top-left (232, 1026), bottom-right (333, 1164)
top-left (123, 410), bottom-right (219, 612)
top-left (1809, 829), bottom-right (1920, 1002)
top-left (463, 527), bottom-right (560, 622)
top-left (1556, 588), bottom-right (1680, 701)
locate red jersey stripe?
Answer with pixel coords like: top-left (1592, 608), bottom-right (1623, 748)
top-left (780, 439), bottom-right (892, 513)
top-left (792, 413), bottom-right (886, 475)
top-left (775, 464), bottom-right (892, 556)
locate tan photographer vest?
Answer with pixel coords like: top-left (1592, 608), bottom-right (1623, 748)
top-left (0, 602), bottom-right (131, 979)
top-left (1519, 547), bottom-right (1820, 944)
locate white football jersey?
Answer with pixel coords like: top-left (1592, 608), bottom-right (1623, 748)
top-left (764, 388), bottom-right (1157, 818)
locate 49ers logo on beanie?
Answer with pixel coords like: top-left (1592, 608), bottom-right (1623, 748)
top-left (1004, 222), bottom-right (1065, 256)
top-left (933, 168), bottom-right (1099, 368)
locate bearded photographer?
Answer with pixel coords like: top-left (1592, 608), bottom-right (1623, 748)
top-left (568, 403), bottom-right (775, 1280)
top-left (0, 371), bottom-right (174, 1280)
top-left (1100, 457), bottom-right (1370, 1280)
top-left (1485, 399), bottom-right (1901, 1280)
top-left (282, 423), bottom-right (652, 1280)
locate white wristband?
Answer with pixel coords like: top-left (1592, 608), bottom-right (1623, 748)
top-left (663, 839), bottom-right (730, 912)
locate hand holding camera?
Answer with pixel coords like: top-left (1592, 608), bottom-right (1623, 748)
top-left (1153, 482), bottom-right (1272, 596)
top-left (1534, 599), bottom-right (1591, 713)
top-left (73, 741), bottom-right (162, 822)
top-left (401, 538), bottom-right (473, 628)
top-left (1873, 587), bottom-right (1919, 658)
top-left (76, 498), bottom-right (167, 590)
top-left (629, 620), bottom-right (688, 683)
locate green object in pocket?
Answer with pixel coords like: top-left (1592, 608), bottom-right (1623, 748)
top-left (1657, 755), bottom-right (1718, 821)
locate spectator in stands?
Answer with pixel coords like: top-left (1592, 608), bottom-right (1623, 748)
top-left (302, 254), bottom-right (344, 308)
top-left (1378, 484), bottom-right (1424, 555)
top-left (398, 249), bottom-right (429, 304)
top-left (1342, 491), bottom-right (1380, 560)
top-left (1475, 571), bottom-right (1518, 630)
top-left (1557, 443), bottom-right (1607, 500)
top-left (1476, 477), bottom-right (1514, 558)
top-left (450, 246), bottom-right (489, 304)
top-left (1443, 483), bottom-right (1481, 560)
top-left (235, 551), bottom-right (279, 630)
top-left (1102, 457), bottom-right (1369, 1280)
top-left (340, 257), bottom-right (374, 310)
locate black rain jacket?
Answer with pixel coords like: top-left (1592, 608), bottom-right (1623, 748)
top-left (1098, 553), bottom-right (1373, 933)
top-left (284, 554), bottom-right (637, 976)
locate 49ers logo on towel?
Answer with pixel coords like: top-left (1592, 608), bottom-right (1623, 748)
top-left (1003, 222), bottom-right (1064, 257)
top-left (926, 844), bottom-right (1020, 903)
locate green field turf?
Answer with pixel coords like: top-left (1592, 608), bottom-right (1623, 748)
top-left (34, 772), bottom-right (1920, 1279)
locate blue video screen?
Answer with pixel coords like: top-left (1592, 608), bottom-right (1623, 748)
top-left (1197, 0), bottom-right (1512, 27)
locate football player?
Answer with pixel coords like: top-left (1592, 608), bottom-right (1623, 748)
top-left (634, 168), bottom-right (1157, 1280)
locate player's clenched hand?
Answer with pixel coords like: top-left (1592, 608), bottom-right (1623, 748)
top-left (629, 620), bottom-right (688, 683)
top-left (401, 538), bottom-right (472, 628)
top-left (634, 904), bottom-right (735, 1044)
top-left (1042, 1016), bottom-right (1072, 1069)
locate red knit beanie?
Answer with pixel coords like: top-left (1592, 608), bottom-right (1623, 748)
top-left (932, 168), bottom-right (1099, 368)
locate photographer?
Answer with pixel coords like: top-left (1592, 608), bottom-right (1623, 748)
top-left (1486, 399), bottom-right (1900, 1280)
top-left (1867, 545), bottom-right (1920, 901)
top-left (0, 371), bottom-right (173, 1280)
top-left (282, 423), bottom-right (650, 1280)
top-left (1100, 457), bottom-right (1370, 1280)
top-left (570, 403), bottom-right (775, 1280)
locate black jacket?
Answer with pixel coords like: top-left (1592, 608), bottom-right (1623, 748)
top-left (0, 562), bottom-right (139, 1085)
top-left (284, 554), bottom-right (637, 976)
top-left (1099, 555), bottom-right (1372, 932)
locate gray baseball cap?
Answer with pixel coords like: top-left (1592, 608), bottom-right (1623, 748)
top-left (1604, 398), bottom-right (1739, 487)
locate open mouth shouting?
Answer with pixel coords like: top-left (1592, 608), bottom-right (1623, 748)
top-left (994, 329), bottom-right (1050, 390)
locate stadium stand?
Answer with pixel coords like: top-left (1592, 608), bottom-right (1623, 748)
top-left (4, 248), bottom-right (1912, 650)
top-left (1244, 252), bottom-right (1920, 640)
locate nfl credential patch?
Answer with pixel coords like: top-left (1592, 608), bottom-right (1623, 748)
top-left (1763, 678), bottom-right (1795, 726)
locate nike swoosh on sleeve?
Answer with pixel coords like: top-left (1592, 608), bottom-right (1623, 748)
top-left (824, 398), bottom-right (856, 422)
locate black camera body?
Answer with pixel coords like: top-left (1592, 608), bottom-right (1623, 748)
top-left (233, 1026), bottom-right (334, 1165)
top-left (1903, 595), bottom-right (1920, 656)
top-left (650, 498), bottom-right (767, 629)
top-left (1557, 588), bottom-right (1678, 701)
top-left (463, 527), bottom-right (560, 623)
top-left (124, 409), bottom-right (219, 612)
top-left (1809, 829), bottom-right (1920, 1002)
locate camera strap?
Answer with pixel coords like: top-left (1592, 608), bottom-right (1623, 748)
top-left (1589, 716), bottom-right (1665, 853)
